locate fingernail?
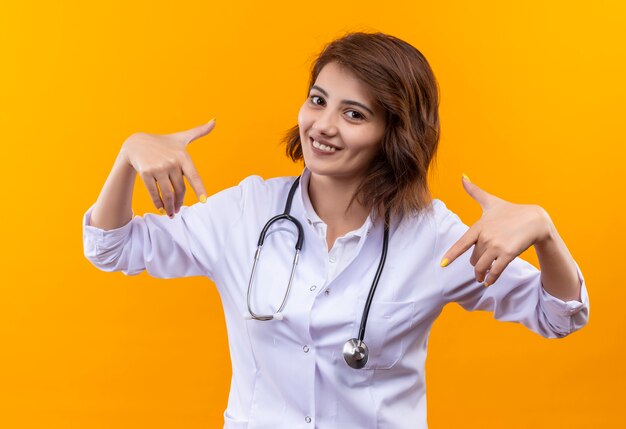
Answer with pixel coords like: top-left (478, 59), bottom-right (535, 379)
top-left (207, 118), bottom-right (216, 124)
top-left (462, 173), bottom-right (471, 183)
top-left (168, 213), bottom-right (174, 219)
top-left (484, 282), bottom-right (490, 287)
top-left (440, 258), bottom-right (449, 267)
top-left (158, 207), bottom-right (166, 215)
top-left (199, 194), bottom-right (207, 203)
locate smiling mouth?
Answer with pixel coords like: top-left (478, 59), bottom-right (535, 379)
top-left (310, 137), bottom-right (338, 153)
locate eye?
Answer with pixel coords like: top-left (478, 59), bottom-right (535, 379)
top-left (309, 95), bottom-right (325, 106)
top-left (346, 110), bottom-right (365, 121)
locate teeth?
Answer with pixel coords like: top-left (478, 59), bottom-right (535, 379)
top-left (312, 139), bottom-right (336, 152)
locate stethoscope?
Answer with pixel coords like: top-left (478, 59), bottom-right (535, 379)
top-left (245, 176), bottom-right (390, 369)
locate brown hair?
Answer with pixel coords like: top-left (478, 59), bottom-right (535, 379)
top-left (283, 31), bottom-right (440, 222)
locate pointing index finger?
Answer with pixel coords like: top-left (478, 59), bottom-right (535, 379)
top-left (440, 227), bottom-right (479, 267)
top-left (181, 155), bottom-right (208, 203)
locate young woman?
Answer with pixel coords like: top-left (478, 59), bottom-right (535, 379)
top-left (83, 32), bottom-right (589, 429)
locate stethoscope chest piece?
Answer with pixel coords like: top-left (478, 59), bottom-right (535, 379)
top-left (343, 338), bottom-right (369, 369)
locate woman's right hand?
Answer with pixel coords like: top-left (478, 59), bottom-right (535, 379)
top-left (119, 119), bottom-right (216, 218)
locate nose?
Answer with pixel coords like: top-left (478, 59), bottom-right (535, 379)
top-left (311, 106), bottom-right (338, 136)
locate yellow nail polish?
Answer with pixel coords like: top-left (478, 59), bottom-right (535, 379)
top-left (440, 258), bottom-right (449, 267)
top-left (199, 194), bottom-right (207, 203)
top-left (207, 118), bottom-right (216, 124)
top-left (462, 173), bottom-right (471, 183)
top-left (484, 282), bottom-right (490, 287)
top-left (158, 207), bottom-right (166, 215)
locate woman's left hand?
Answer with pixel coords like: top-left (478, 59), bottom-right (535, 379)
top-left (440, 175), bottom-right (554, 287)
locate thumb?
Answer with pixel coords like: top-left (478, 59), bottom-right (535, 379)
top-left (175, 118), bottom-right (217, 146)
top-left (461, 173), bottom-right (494, 209)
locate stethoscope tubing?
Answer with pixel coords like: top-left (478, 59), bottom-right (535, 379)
top-left (245, 175), bottom-right (391, 369)
top-left (357, 216), bottom-right (389, 343)
top-left (246, 177), bottom-right (304, 321)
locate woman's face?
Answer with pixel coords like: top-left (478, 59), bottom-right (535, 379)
top-left (298, 61), bottom-right (386, 182)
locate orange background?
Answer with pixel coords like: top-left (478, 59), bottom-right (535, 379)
top-left (1, 0), bottom-right (624, 427)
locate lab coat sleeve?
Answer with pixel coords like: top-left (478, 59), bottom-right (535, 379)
top-left (82, 178), bottom-right (246, 280)
top-left (434, 200), bottom-right (589, 338)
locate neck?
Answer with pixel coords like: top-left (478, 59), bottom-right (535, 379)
top-left (308, 172), bottom-right (371, 231)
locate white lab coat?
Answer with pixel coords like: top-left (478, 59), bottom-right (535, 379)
top-left (82, 168), bottom-right (589, 429)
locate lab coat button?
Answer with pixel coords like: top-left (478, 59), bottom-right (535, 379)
top-left (305, 416), bottom-right (312, 423)
top-left (303, 345), bottom-right (310, 353)
top-left (310, 285), bottom-right (317, 291)
top-left (325, 289), bottom-right (330, 295)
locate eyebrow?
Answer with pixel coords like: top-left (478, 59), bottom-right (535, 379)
top-left (310, 85), bottom-right (375, 116)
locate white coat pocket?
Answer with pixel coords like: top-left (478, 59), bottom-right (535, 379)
top-left (353, 299), bottom-right (415, 370)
